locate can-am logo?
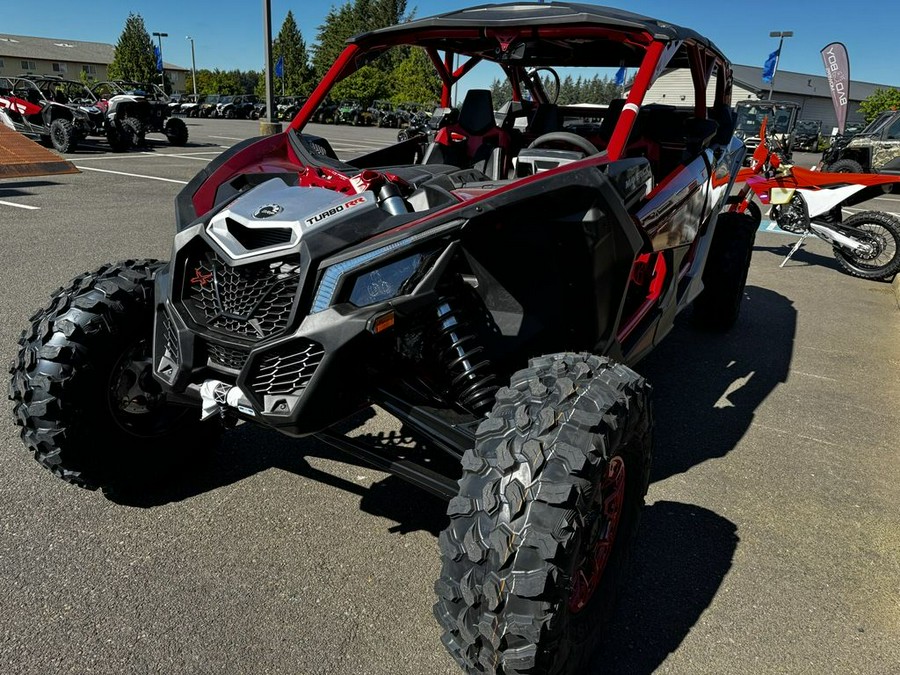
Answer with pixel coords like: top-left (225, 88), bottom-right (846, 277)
top-left (305, 196), bottom-right (367, 226)
top-left (253, 203), bottom-right (284, 219)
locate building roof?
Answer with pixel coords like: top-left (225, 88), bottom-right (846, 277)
top-left (0, 33), bottom-right (187, 71)
top-left (732, 64), bottom-right (890, 102)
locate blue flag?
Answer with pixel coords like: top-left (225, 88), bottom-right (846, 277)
top-left (154, 45), bottom-right (162, 72)
top-left (275, 55), bottom-right (284, 78)
top-left (762, 48), bottom-right (779, 83)
top-left (614, 65), bottom-right (626, 87)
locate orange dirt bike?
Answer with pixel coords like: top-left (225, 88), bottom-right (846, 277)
top-left (730, 118), bottom-right (900, 279)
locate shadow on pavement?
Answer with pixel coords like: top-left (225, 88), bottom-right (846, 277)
top-left (597, 500), bottom-right (739, 673)
top-left (640, 285), bottom-right (796, 483)
top-left (0, 180), bottom-right (61, 196)
top-left (108, 409), bottom-right (451, 536)
top-left (754, 242), bottom-right (845, 275)
top-left (110, 285), bottom-right (797, 522)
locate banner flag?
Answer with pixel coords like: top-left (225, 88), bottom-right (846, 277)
top-left (761, 48), bottom-right (779, 83)
top-left (821, 42), bottom-right (850, 134)
top-left (275, 55), bottom-right (284, 79)
top-left (614, 65), bottom-right (626, 87)
top-left (154, 46), bottom-right (163, 73)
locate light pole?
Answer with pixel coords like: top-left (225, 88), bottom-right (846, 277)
top-left (260, 0), bottom-right (281, 135)
top-left (767, 31), bottom-right (793, 100)
top-left (186, 36), bottom-right (197, 97)
top-left (152, 31), bottom-right (168, 91)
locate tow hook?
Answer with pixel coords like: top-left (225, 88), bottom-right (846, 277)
top-left (199, 380), bottom-right (256, 420)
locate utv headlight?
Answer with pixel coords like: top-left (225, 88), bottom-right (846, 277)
top-left (346, 253), bottom-right (425, 307)
top-left (310, 221), bottom-right (462, 314)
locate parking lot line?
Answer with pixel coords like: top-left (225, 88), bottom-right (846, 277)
top-left (74, 165), bottom-right (189, 184)
top-left (210, 135), bottom-right (244, 141)
top-left (0, 199), bottom-right (40, 210)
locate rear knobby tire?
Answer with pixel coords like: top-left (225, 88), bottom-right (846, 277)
top-left (435, 353), bottom-right (653, 675)
top-left (165, 117), bottom-right (189, 146)
top-left (8, 260), bottom-right (220, 492)
top-left (833, 210), bottom-right (900, 280)
top-left (693, 211), bottom-right (758, 331)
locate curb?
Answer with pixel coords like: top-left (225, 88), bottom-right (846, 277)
top-left (893, 274), bottom-right (900, 310)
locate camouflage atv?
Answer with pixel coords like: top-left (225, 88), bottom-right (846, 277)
top-left (824, 110), bottom-right (900, 175)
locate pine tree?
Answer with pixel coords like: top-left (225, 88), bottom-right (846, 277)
top-left (273, 10), bottom-right (314, 97)
top-left (108, 13), bottom-right (158, 84)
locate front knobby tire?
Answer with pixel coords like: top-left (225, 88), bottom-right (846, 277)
top-left (833, 210), bottom-right (900, 280)
top-left (8, 260), bottom-right (220, 492)
top-left (435, 353), bottom-right (653, 675)
top-left (826, 158), bottom-right (864, 174)
top-left (165, 117), bottom-right (189, 146)
top-left (693, 211), bottom-right (759, 331)
top-left (49, 118), bottom-right (77, 153)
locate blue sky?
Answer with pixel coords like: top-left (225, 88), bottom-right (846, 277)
top-left (3, 0), bottom-right (899, 88)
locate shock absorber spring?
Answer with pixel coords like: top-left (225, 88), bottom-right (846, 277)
top-left (433, 294), bottom-right (499, 415)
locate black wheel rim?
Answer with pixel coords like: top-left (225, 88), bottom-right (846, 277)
top-left (846, 223), bottom-right (897, 269)
top-left (107, 338), bottom-right (190, 437)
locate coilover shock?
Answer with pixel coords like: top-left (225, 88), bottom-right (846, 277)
top-left (432, 291), bottom-right (499, 416)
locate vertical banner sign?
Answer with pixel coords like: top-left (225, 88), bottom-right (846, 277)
top-left (821, 42), bottom-right (850, 134)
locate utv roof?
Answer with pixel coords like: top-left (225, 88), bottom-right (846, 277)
top-left (351, 1), bottom-right (725, 62)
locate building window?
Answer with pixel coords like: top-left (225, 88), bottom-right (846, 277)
top-left (52, 62), bottom-right (67, 74)
top-left (0, 59), bottom-right (4, 69)
top-left (82, 64), bottom-right (97, 75)
top-left (21, 60), bottom-right (36, 71)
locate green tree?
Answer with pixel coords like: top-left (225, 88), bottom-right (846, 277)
top-left (313, 0), bottom-right (409, 79)
top-left (273, 10), bottom-right (314, 96)
top-left (489, 77), bottom-right (514, 106)
top-left (390, 48), bottom-right (441, 105)
top-left (331, 64), bottom-right (389, 104)
top-left (108, 13), bottom-right (157, 83)
top-left (859, 88), bottom-right (900, 123)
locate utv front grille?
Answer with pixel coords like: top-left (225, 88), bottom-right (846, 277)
top-left (162, 312), bottom-right (179, 361)
top-left (207, 342), bottom-right (251, 371)
top-left (250, 340), bottom-right (325, 396)
top-left (186, 254), bottom-right (301, 340)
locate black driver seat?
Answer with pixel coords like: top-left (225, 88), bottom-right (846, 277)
top-left (423, 89), bottom-right (512, 179)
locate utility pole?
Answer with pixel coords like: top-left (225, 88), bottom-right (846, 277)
top-left (261, 0), bottom-right (281, 135)
top-left (767, 31), bottom-right (793, 100)
top-left (186, 36), bottom-right (197, 97)
top-left (152, 32), bottom-right (168, 91)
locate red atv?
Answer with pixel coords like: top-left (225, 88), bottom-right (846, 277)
top-left (10, 3), bottom-right (757, 673)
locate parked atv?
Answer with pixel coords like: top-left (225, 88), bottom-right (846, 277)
top-left (215, 95), bottom-right (259, 120)
top-left (91, 80), bottom-right (189, 149)
top-left (335, 100), bottom-right (373, 125)
top-left (177, 94), bottom-right (204, 118)
top-left (734, 100), bottom-right (800, 163)
top-left (198, 94), bottom-right (221, 118)
top-left (0, 76), bottom-right (95, 152)
top-left (370, 99), bottom-right (399, 128)
top-left (792, 119), bottom-right (822, 152)
top-left (276, 96), bottom-right (306, 121)
top-left (9, 4), bottom-right (756, 674)
top-left (310, 98), bottom-right (338, 124)
top-left (822, 109), bottom-right (900, 174)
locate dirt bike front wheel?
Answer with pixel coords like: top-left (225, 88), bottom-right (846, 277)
top-left (833, 211), bottom-right (900, 280)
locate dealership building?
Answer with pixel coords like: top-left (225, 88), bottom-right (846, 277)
top-left (0, 33), bottom-right (189, 91)
top-left (637, 64), bottom-right (894, 135)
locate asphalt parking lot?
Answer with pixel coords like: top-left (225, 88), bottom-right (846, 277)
top-left (1, 119), bottom-right (899, 674)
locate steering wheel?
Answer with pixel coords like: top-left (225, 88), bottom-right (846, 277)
top-left (527, 131), bottom-right (600, 156)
